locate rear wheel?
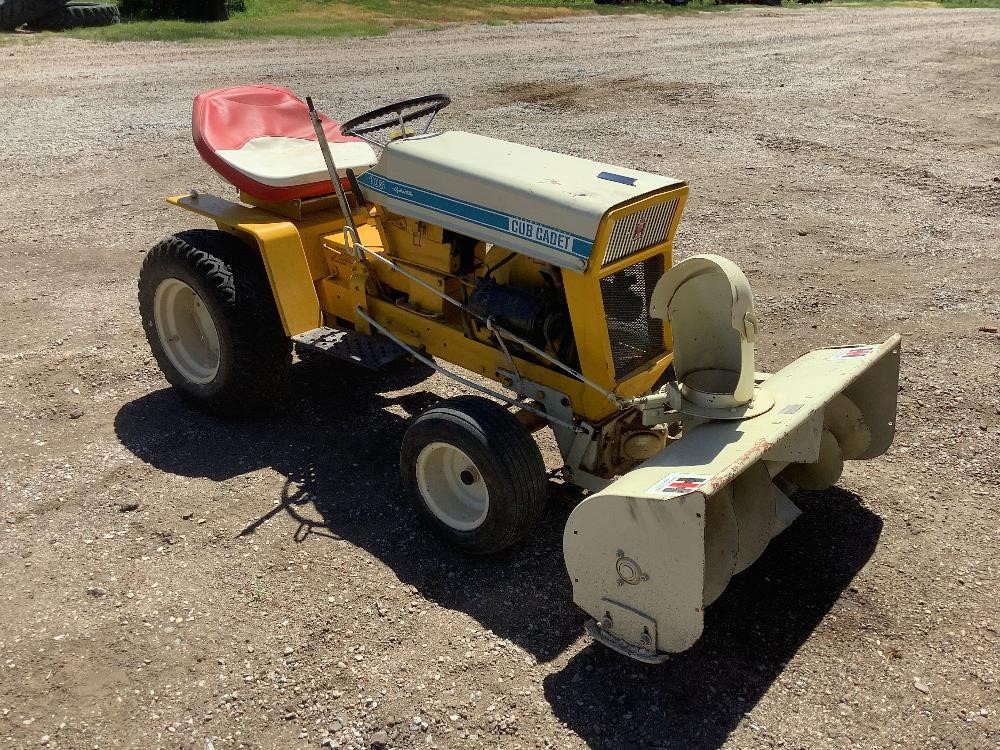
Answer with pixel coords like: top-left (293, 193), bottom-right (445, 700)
top-left (138, 229), bottom-right (291, 416)
top-left (401, 396), bottom-right (547, 555)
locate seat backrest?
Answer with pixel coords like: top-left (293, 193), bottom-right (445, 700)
top-left (193, 84), bottom-right (354, 155)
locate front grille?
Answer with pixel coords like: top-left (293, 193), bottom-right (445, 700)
top-left (600, 254), bottom-right (666, 379)
top-left (603, 199), bottom-right (679, 267)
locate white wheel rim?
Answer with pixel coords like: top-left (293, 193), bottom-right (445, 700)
top-left (153, 278), bottom-right (221, 385)
top-left (415, 442), bottom-right (489, 531)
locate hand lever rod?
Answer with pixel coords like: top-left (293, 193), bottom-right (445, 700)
top-left (306, 96), bottom-right (361, 256)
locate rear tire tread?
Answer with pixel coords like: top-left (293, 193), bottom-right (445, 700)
top-left (138, 229), bottom-right (291, 417)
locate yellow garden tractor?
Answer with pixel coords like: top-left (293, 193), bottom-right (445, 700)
top-left (138, 86), bottom-right (901, 663)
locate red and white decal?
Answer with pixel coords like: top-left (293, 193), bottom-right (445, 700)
top-left (830, 346), bottom-right (875, 361)
top-left (633, 216), bottom-right (648, 241)
top-left (647, 472), bottom-right (712, 496)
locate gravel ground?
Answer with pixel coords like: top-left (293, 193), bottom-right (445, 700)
top-left (1, 7), bottom-right (999, 750)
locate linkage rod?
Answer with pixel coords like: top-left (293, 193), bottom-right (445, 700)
top-left (306, 96), bottom-right (361, 255)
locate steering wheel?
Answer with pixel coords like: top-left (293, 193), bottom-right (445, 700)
top-left (340, 94), bottom-right (451, 141)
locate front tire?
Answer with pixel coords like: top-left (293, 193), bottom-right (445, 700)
top-left (138, 229), bottom-right (291, 416)
top-left (401, 396), bottom-right (547, 555)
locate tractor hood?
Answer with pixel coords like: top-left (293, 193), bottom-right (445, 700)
top-left (357, 131), bottom-right (684, 272)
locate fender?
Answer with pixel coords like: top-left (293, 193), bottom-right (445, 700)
top-left (168, 192), bottom-right (321, 336)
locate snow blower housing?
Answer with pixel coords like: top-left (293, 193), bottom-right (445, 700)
top-left (138, 87), bottom-right (900, 663)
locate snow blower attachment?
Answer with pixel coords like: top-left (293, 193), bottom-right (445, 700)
top-left (139, 86), bottom-right (901, 663)
top-left (564, 255), bottom-right (900, 661)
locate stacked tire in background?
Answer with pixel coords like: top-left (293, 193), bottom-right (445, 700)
top-left (0, 1), bottom-right (120, 30)
top-left (30, 2), bottom-right (120, 30)
top-left (0, 0), bottom-right (64, 28)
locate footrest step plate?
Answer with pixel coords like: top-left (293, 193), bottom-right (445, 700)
top-left (293, 326), bottom-right (407, 370)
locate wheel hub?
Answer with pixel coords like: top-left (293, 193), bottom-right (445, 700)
top-left (153, 278), bottom-right (221, 384)
top-left (415, 442), bottom-right (489, 531)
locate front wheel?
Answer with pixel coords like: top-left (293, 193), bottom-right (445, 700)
top-left (138, 229), bottom-right (291, 416)
top-left (401, 396), bottom-right (547, 555)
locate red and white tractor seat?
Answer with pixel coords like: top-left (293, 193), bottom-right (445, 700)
top-left (192, 84), bottom-right (377, 202)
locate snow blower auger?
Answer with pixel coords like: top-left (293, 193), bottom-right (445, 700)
top-left (138, 86), bottom-right (901, 663)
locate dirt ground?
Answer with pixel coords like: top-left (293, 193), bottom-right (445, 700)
top-left (1, 6), bottom-right (998, 750)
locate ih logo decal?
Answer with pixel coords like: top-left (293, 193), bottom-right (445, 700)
top-left (633, 216), bottom-right (648, 241)
top-left (647, 472), bottom-right (712, 496)
top-left (830, 346), bottom-right (876, 361)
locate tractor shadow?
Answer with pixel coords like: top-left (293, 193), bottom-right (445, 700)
top-left (114, 356), bottom-right (589, 660)
top-left (543, 487), bottom-right (883, 750)
top-left (116, 358), bottom-right (883, 745)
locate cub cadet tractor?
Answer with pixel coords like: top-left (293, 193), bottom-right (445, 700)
top-left (138, 85), bottom-right (900, 663)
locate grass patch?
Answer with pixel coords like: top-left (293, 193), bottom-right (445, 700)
top-left (27, 0), bottom-right (726, 42)
top-left (10, 0), bottom-right (1000, 43)
top-left (67, 16), bottom-right (391, 42)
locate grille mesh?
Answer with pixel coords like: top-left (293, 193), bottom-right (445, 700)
top-left (600, 254), bottom-right (666, 379)
top-left (603, 199), bottom-right (678, 267)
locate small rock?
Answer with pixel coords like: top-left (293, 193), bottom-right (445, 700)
top-left (330, 719), bottom-right (343, 732)
top-left (40, 736), bottom-right (49, 746)
top-left (370, 730), bottom-right (390, 749)
top-left (283, 646), bottom-right (295, 655)
top-left (914, 677), bottom-right (930, 694)
top-left (68, 408), bottom-right (84, 419)
top-left (118, 502), bottom-right (140, 513)
top-left (86, 586), bottom-right (107, 597)
top-left (978, 325), bottom-right (998, 334)
top-left (182, 512), bottom-right (194, 520)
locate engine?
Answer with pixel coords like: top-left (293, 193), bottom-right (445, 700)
top-left (467, 275), bottom-right (577, 368)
